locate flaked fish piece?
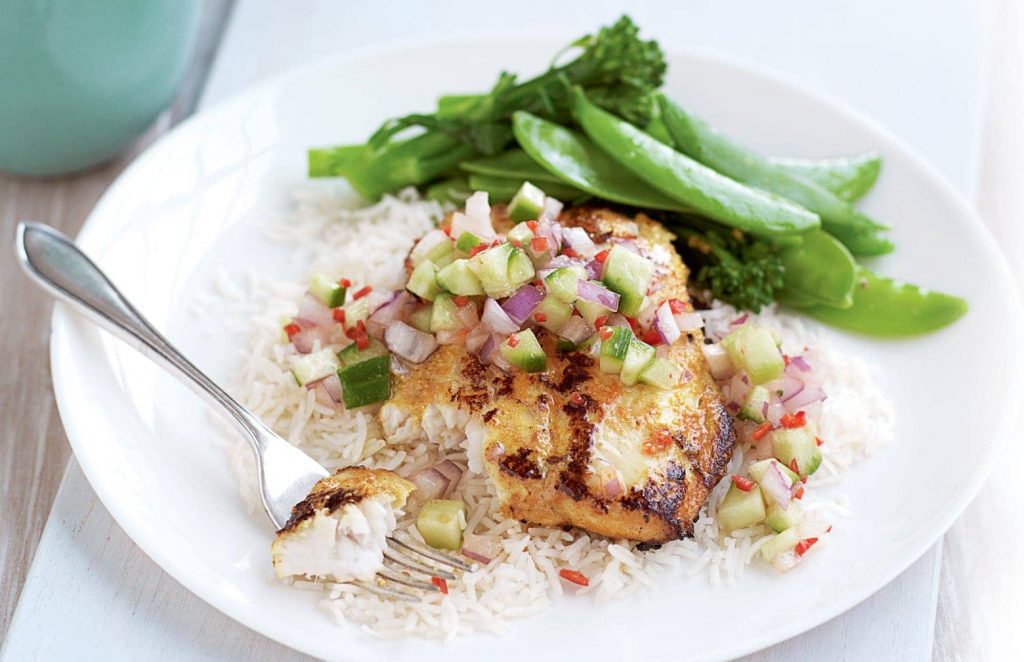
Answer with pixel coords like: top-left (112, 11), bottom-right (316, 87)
top-left (381, 207), bottom-right (734, 543)
top-left (272, 467), bottom-right (415, 582)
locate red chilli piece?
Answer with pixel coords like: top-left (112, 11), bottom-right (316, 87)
top-left (752, 422), bottom-right (773, 441)
top-left (441, 226), bottom-right (452, 237)
top-left (510, 239), bottom-right (522, 248)
top-left (783, 354), bottom-right (791, 366)
top-left (668, 298), bottom-right (687, 314)
top-left (353, 285), bottom-right (372, 300)
top-left (283, 323), bottom-right (301, 339)
top-left (789, 457), bottom-right (800, 474)
top-left (594, 314), bottom-right (609, 330)
top-left (793, 485), bottom-right (805, 500)
top-left (453, 295), bottom-right (470, 307)
top-left (534, 312), bottom-right (548, 323)
top-left (531, 237), bottom-right (548, 253)
top-left (469, 243), bottom-right (489, 257)
top-left (561, 247), bottom-right (579, 258)
top-left (507, 335), bottom-right (520, 348)
top-left (598, 327), bottom-right (614, 341)
top-left (332, 308), bottom-right (346, 324)
top-left (339, 278), bottom-right (352, 288)
top-left (780, 411), bottom-right (806, 429)
top-left (558, 568), bottom-right (589, 587)
top-left (795, 538), bottom-right (818, 557)
top-left (641, 328), bottom-right (662, 346)
top-left (431, 576), bottom-right (449, 595)
top-left (594, 249), bottom-right (610, 264)
top-left (815, 436), bottom-right (824, 447)
top-left (626, 317), bottom-right (639, 332)
top-left (731, 474), bottom-right (755, 492)
top-left (526, 220), bottom-right (538, 232)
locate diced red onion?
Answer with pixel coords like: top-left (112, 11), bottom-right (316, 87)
top-left (410, 229), bottom-right (452, 265)
top-left (702, 344), bottom-right (736, 380)
top-left (501, 285), bottom-right (544, 324)
top-left (465, 324), bottom-right (491, 354)
top-left (760, 461), bottom-right (794, 509)
top-left (724, 372), bottom-right (751, 407)
top-left (637, 302), bottom-right (658, 329)
top-left (766, 397), bottom-right (787, 426)
top-left (561, 227), bottom-right (596, 257)
top-left (605, 313), bottom-right (630, 329)
top-left (491, 349), bottom-right (512, 371)
top-left (295, 293), bottom-right (334, 329)
top-left (478, 334), bottom-right (499, 362)
top-left (766, 375), bottom-right (804, 402)
top-left (434, 460), bottom-right (464, 492)
top-left (369, 291), bottom-right (415, 338)
top-left (674, 312), bottom-right (704, 333)
top-left (322, 373), bottom-right (343, 402)
top-left (307, 379), bottom-right (339, 408)
top-left (461, 536), bottom-right (502, 564)
top-left (291, 324), bottom-right (330, 354)
top-left (453, 300), bottom-right (480, 329)
top-left (408, 468), bottom-right (450, 505)
top-left (789, 355), bottom-right (813, 373)
top-left (384, 321), bottom-right (439, 363)
top-left (558, 316), bottom-right (594, 344)
top-left (609, 237), bottom-right (641, 254)
top-left (655, 302), bottom-right (681, 345)
top-left (536, 220), bottom-right (562, 252)
top-left (576, 280), bottom-right (620, 310)
top-left (543, 255), bottom-right (585, 271)
top-left (771, 550), bottom-right (802, 573)
top-left (729, 313), bottom-right (749, 327)
top-left (539, 196), bottom-right (563, 222)
top-left (454, 192), bottom-right (494, 237)
top-left (435, 328), bottom-right (466, 345)
top-left (585, 259), bottom-right (604, 280)
top-left (783, 386), bottom-right (827, 411)
top-left (604, 478), bottom-right (624, 498)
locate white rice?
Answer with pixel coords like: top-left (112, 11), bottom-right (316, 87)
top-left (211, 185), bottom-right (894, 640)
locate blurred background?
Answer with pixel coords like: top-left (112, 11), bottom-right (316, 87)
top-left (1, 0), bottom-right (1020, 659)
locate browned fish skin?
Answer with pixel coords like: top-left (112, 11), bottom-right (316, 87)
top-left (385, 207), bottom-right (734, 543)
top-left (278, 467), bottom-right (414, 534)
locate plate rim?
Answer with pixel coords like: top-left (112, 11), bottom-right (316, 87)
top-left (48, 36), bottom-right (1024, 660)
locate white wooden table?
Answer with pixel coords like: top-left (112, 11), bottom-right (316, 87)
top-left (3, 1), bottom-right (1017, 659)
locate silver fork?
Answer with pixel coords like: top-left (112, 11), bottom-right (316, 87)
top-left (15, 222), bottom-right (471, 601)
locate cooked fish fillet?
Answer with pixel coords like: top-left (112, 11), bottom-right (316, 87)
top-left (381, 207), bottom-right (734, 543)
top-left (272, 467), bottom-right (414, 582)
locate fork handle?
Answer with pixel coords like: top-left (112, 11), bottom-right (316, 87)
top-left (15, 221), bottom-right (269, 446)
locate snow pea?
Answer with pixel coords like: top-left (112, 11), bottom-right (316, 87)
top-left (467, 174), bottom-right (586, 203)
top-left (775, 230), bottom-right (857, 309)
top-left (657, 95), bottom-right (892, 256)
top-left (307, 144), bottom-right (368, 178)
top-left (793, 267), bottom-right (968, 336)
top-left (459, 149), bottom-right (563, 184)
top-left (769, 152), bottom-right (881, 203)
top-left (511, 111), bottom-right (687, 211)
top-left (570, 88), bottom-right (820, 238)
top-left (425, 176), bottom-right (472, 206)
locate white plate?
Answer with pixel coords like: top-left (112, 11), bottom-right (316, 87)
top-left (50, 40), bottom-right (1023, 661)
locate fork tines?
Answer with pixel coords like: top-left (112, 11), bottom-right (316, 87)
top-left (356, 536), bottom-right (476, 602)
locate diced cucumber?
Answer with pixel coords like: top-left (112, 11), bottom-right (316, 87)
top-left (338, 354), bottom-right (389, 384)
top-left (455, 231), bottom-right (482, 254)
top-left (423, 236), bottom-right (455, 268)
top-left (759, 527), bottom-right (801, 562)
top-left (620, 337), bottom-right (656, 386)
top-left (544, 266), bottom-right (587, 304)
top-left (747, 459), bottom-right (800, 485)
top-left (599, 326), bottom-right (632, 374)
top-left (738, 385), bottom-right (771, 423)
top-left (409, 304), bottom-right (433, 333)
top-left (507, 246), bottom-right (536, 290)
top-left (717, 483), bottom-right (767, 533)
top-left (721, 325), bottom-right (784, 384)
top-left (406, 260), bottom-right (442, 301)
top-left (469, 243), bottom-right (515, 298)
top-left (575, 298), bottom-right (606, 326)
top-left (765, 503), bottom-right (801, 533)
top-left (309, 274), bottom-right (346, 308)
top-left (601, 244), bottom-right (654, 317)
top-left (342, 298), bottom-right (370, 328)
top-left (638, 356), bottom-right (681, 389)
top-left (557, 334), bottom-right (596, 353)
top-left (291, 348), bottom-right (340, 386)
top-left (430, 293), bottom-right (461, 332)
top-left (771, 424), bottom-right (822, 476)
top-left (436, 258), bottom-right (485, 295)
top-left (507, 221), bottom-right (534, 246)
top-left (336, 340), bottom-right (392, 409)
top-left (534, 294), bottom-right (573, 333)
top-left (508, 181), bottom-right (546, 223)
top-left (337, 337), bottom-right (387, 365)
top-left (340, 374), bottom-right (390, 409)
top-left (415, 499), bottom-right (468, 551)
top-left (500, 329), bottom-right (546, 373)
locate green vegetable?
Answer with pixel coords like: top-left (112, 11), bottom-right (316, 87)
top-left (468, 242), bottom-right (536, 298)
top-left (409, 304), bottom-right (433, 333)
top-left (638, 356), bottom-right (681, 389)
top-left (738, 385), bottom-right (771, 423)
top-left (769, 151), bottom-right (882, 203)
top-left (336, 340), bottom-right (391, 409)
top-left (571, 88), bottom-right (820, 238)
top-left (601, 244), bottom-right (654, 317)
top-left (341, 297), bottom-right (370, 328)
top-left (672, 226), bottom-right (784, 313)
top-left (598, 326), bottom-right (632, 373)
top-left (308, 273), bottom-right (346, 308)
top-left (765, 503), bottom-right (801, 534)
top-left (455, 231), bottom-right (482, 254)
top-left (430, 293), bottom-right (461, 332)
top-left (776, 230), bottom-right (857, 309)
top-left (575, 297), bottom-right (607, 325)
top-left (460, 149), bottom-right (563, 184)
top-left (771, 425), bottom-right (822, 476)
top-left (748, 459), bottom-right (800, 485)
top-left (717, 483), bottom-right (767, 533)
top-left (508, 181), bottom-right (547, 222)
top-left (415, 499), bottom-right (467, 551)
top-left (425, 176), bottom-right (472, 206)
top-left (545, 266), bottom-right (587, 304)
top-left (658, 95), bottom-right (892, 256)
top-left (291, 348), bottom-right (340, 386)
top-left (308, 145), bottom-right (368, 178)
top-left (512, 111), bottom-right (685, 210)
top-left (721, 324), bottom-right (784, 385)
top-left (367, 15), bottom-right (667, 154)
top-left (792, 267), bottom-right (968, 337)
top-left (534, 294), bottom-right (574, 333)
top-left (436, 258), bottom-right (485, 295)
top-left (406, 260), bottom-right (442, 301)
top-left (759, 527), bottom-right (801, 562)
top-left (467, 174), bottom-right (584, 203)
top-left (620, 337), bottom-right (656, 386)
top-left (500, 329), bottom-right (547, 372)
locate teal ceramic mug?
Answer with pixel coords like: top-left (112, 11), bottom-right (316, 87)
top-left (0, 0), bottom-right (201, 176)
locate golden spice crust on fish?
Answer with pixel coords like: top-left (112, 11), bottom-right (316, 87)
top-left (385, 207), bottom-right (734, 543)
top-left (277, 466), bottom-right (415, 534)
